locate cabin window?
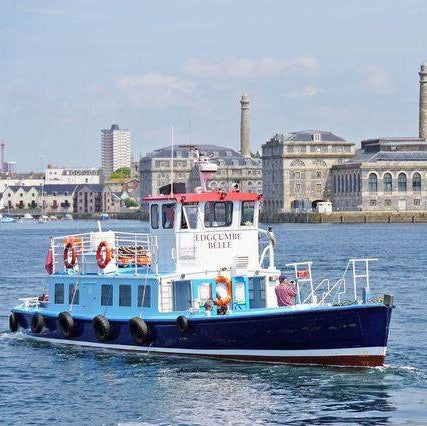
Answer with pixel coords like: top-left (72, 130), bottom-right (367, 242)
top-left (69, 283), bottom-right (79, 305)
top-left (204, 201), bottom-right (233, 227)
top-left (119, 285), bottom-right (132, 307)
top-left (162, 204), bottom-right (175, 229)
top-left (241, 201), bottom-right (255, 226)
top-left (101, 284), bottom-right (113, 306)
top-left (173, 280), bottom-right (192, 311)
top-left (181, 203), bottom-right (199, 229)
top-left (137, 285), bottom-right (151, 307)
top-left (150, 204), bottom-right (159, 229)
top-left (54, 283), bottom-right (64, 304)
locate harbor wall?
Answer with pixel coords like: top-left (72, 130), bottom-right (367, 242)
top-left (261, 211), bottom-right (427, 223)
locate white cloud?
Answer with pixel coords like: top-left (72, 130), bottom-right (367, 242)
top-left (116, 73), bottom-right (195, 109)
top-left (359, 65), bottom-right (396, 96)
top-left (185, 55), bottom-right (317, 79)
top-left (289, 85), bottom-right (324, 98)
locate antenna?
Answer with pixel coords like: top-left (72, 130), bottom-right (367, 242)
top-left (170, 126), bottom-right (174, 195)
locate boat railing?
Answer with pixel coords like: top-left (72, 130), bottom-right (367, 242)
top-left (286, 258), bottom-right (378, 306)
top-left (50, 231), bottom-right (158, 275)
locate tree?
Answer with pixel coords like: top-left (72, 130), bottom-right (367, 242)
top-left (124, 197), bottom-right (139, 208)
top-left (110, 167), bottom-right (131, 179)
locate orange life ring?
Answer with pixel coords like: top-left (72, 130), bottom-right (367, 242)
top-left (63, 237), bottom-right (83, 254)
top-left (215, 276), bottom-right (232, 306)
top-left (96, 241), bottom-right (112, 269)
top-left (63, 242), bottom-right (77, 269)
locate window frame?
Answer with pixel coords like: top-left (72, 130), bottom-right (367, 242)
top-left (241, 201), bottom-right (255, 226)
top-left (137, 285), bottom-right (151, 308)
top-left (68, 283), bottom-right (79, 305)
top-left (162, 203), bottom-right (175, 229)
top-left (204, 201), bottom-right (233, 227)
top-left (119, 284), bottom-right (132, 307)
top-left (150, 204), bottom-right (159, 229)
top-left (101, 284), bottom-right (113, 307)
top-left (54, 283), bottom-right (64, 304)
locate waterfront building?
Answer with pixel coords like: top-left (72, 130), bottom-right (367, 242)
top-left (331, 63), bottom-right (427, 211)
top-left (101, 124), bottom-right (131, 178)
top-left (0, 174), bottom-right (44, 193)
top-left (139, 144), bottom-right (262, 203)
top-left (262, 130), bottom-right (355, 213)
top-left (74, 184), bottom-right (121, 214)
top-left (139, 94), bottom-right (262, 208)
top-left (45, 166), bottom-right (101, 184)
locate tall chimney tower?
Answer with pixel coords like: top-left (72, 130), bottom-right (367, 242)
top-left (419, 63), bottom-right (427, 140)
top-left (1, 140), bottom-right (5, 172)
top-left (240, 93), bottom-right (251, 158)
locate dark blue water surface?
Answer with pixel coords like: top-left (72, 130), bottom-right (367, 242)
top-left (1, 220), bottom-right (426, 425)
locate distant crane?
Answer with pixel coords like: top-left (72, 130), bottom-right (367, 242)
top-left (1, 140), bottom-right (5, 172)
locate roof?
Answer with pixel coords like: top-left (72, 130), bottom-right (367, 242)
top-left (144, 144), bottom-right (261, 166)
top-left (42, 184), bottom-right (78, 195)
top-left (76, 184), bottom-right (105, 193)
top-left (143, 191), bottom-right (262, 204)
top-left (4, 185), bottom-right (40, 192)
top-left (335, 149), bottom-right (427, 167)
top-left (269, 130), bottom-right (351, 144)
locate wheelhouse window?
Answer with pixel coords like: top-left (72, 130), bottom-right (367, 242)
top-left (204, 201), bottom-right (233, 227)
top-left (398, 173), bottom-right (407, 192)
top-left (162, 204), bottom-right (175, 229)
top-left (413, 173), bottom-right (421, 191)
top-left (69, 283), bottom-right (79, 305)
top-left (241, 201), bottom-right (255, 226)
top-left (150, 204), bottom-right (159, 229)
top-left (181, 203), bottom-right (199, 229)
top-left (368, 173), bottom-right (377, 192)
top-left (54, 283), bottom-right (64, 304)
top-left (138, 285), bottom-right (151, 307)
top-left (101, 284), bottom-right (113, 306)
top-left (384, 173), bottom-right (392, 192)
top-left (119, 285), bottom-right (132, 307)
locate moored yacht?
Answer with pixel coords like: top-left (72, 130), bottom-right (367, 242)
top-left (8, 149), bottom-right (393, 367)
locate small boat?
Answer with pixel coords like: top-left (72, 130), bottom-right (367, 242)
top-left (38, 215), bottom-right (49, 223)
top-left (0, 214), bottom-right (17, 223)
top-left (22, 214), bottom-right (34, 221)
top-left (99, 213), bottom-right (109, 221)
top-left (8, 149), bottom-right (394, 367)
top-left (62, 214), bottom-right (73, 221)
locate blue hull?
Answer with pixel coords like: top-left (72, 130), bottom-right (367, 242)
top-left (12, 304), bottom-right (392, 367)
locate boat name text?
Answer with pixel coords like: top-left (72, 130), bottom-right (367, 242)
top-left (195, 232), bottom-right (242, 249)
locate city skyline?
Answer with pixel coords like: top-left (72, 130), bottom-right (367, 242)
top-left (1, 0), bottom-right (427, 170)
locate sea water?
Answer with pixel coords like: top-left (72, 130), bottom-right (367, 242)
top-left (0, 220), bottom-right (426, 424)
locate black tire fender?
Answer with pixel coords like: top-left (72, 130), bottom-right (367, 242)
top-left (129, 317), bottom-right (150, 344)
top-left (93, 315), bottom-right (111, 342)
top-left (176, 315), bottom-right (189, 333)
top-left (58, 311), bottom-right (76, 339)
top-left (9, 312), bottom-right (19, 332)
top-left (31, 313), bottom-right (45, 334)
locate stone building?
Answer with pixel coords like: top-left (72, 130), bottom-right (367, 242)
top-left (262, 130), bottom-right (355, 213)
top-left (73, 184), bottom-right (119, 213)
top-left (140, 144), bottom-right (262, 198)
top-left (139, 94), bottom-right (262, 209)
top-left (331, 63), bottom-right (427, 211)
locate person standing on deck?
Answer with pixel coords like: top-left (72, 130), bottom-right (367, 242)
top-left (275, 276), bottom-right (298, 307)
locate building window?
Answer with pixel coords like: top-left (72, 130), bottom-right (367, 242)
top-left (162, 204), bottom-right (175, 229)
top-left (287, 146), bottom-right (294, 153)
top-left (398, 173), bottom-right (407, 192)
top-left (370, 200), bottom-right (377, 206)
top-left (384, 173), bottom-right (392, 192)
top-left (54, 283), bottom-right (64, 304)
top-left (413, 173), bottom-right (421, 191)
top-left (150, 204), bottom-right (159, 229)
top-left (315, 171), bottom-right (321, 179)
top-left (137, 285), bottom-right (151, 307)
top-left (69, 283), bottom-right (79, 305)
top-left (349, 175), bottom-right (353, 192)
top-left (101, 284), bottom-right (113, 306)
top-left (368, 173), bottom-right (377, 192)
top-left (312, 133), bottom-right (321, 141)
top-left (345, 175), bottom-right (349, 193)
top-left (414, 199), bottom-right (421, 207)
top-left (119, 285), bottom-right (132, 307)
top-left (353, 173), bottom-right (357, 192)
top-left (204, 201), bottom-right (233, 227)
top-left (315, 183), bottom-right (322, 194)
top-left (294, 171), bottom-right (300, 179)
top-left (385, 199), bottom-right (391, 207)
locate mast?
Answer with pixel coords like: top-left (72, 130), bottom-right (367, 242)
top-left (170, 126), bottom-right (174, 196)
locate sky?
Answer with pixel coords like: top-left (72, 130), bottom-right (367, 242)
top-left (1, 0), bottom-right (427, 171)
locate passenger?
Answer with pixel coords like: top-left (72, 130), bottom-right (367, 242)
top-left (218, 305), bottom-right (228, 315)
top-left (275, 276), bottom-right (298, 307)
top-left (38, 292), bottom-right (49, 305)
top-left (204, 300), bottom-right (214, 316)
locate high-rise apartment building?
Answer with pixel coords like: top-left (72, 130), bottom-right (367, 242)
top-left (101, 124), bottom-right (131, 178)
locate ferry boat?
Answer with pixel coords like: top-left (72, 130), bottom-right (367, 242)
top-left (8, 150), bottom-right (393, 367)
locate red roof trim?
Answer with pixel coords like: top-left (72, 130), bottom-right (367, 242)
top-left (143, 191), bottom-right (262, 203)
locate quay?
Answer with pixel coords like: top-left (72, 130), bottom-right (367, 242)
top-left (261, 211), bottom-right (427, 224)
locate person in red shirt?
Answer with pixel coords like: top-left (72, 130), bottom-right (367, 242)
top-left (275, 276), bottom-right (298, 307)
